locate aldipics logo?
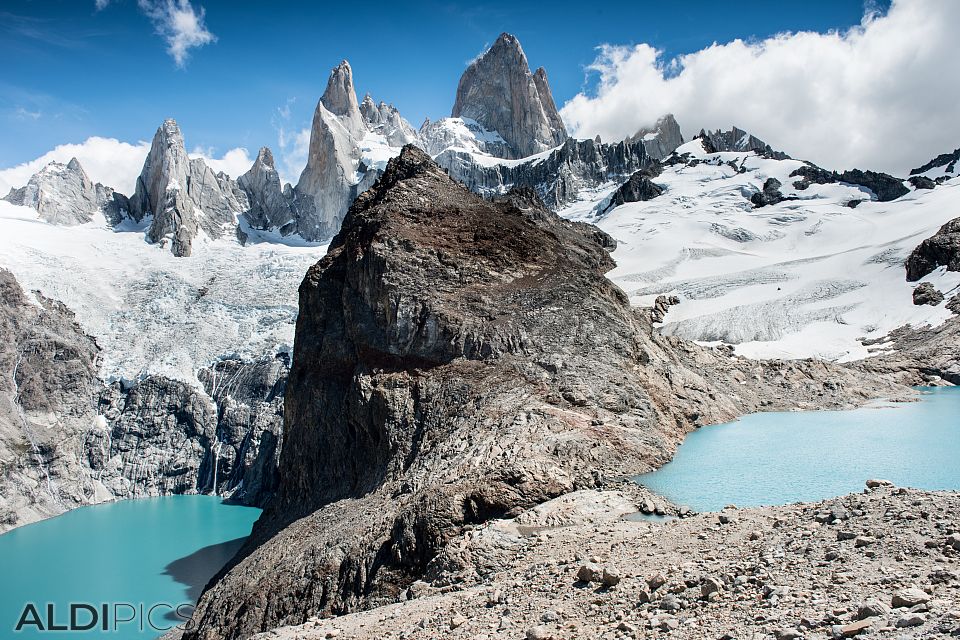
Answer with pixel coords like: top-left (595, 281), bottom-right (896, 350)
top-left (14, 603), bottom-right (195, 633)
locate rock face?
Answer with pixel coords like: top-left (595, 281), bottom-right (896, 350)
top-left (238, 147), bottom-right (296, 235)
top-left (2, 158), bottom-right (129, 225)
top-left (451, 33), bottom-right (567, 159)
top-left (625, 114), bottom-right (684, 160)
top-left (320, 60), bottom-right (367, 140)
top-left (436, 136), bottom-right (673, 210)
top-left (184, 147), bottom-right (903, 640)
top-left (0, 268), bottom-right (286, 530)
top-left (906, 217), bottom-right (960, 281)
top-left (293, 60), bottom-right (384, 242)
top-left (598, 167), bottom-right (664, 215)
top-left (128, 119), bottom-right (246, 257)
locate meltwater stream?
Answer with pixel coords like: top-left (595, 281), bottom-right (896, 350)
top-left (637, 386), bottom-right (960, 512)
top-left (0, 495), bottom-right (260, 638)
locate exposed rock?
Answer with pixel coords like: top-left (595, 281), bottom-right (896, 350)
top-left (905, 217), bottom-right (960, 281)
top-left (859, 315), bottom-right (960, 385)
top-left (750, 177), bottom-right (787, 208)
top-left (128, 119), bottom-right (244, 256)
top-left (912, 282), bottom-right (944, 306)
top-left (651, 294), bottom-right (680, 323)
top-left (244, 487), bottom-right (960, 640)
top-left (2, 158), bottom-right (128, 225)
top-left (625, 114), bottom-right (684, 160)
top-left (451, 33), bottom-right (567, 158)
top-left (0, 267), bottom-right (286, 530)
top-left (598, 167), bottom-right (664, 215)
top-left (909, 175), bottom-right (936, 190)
top-left (791, 163), bottom-right (909, 202)
top-left (359, 94), bottom-right (418, 147)
top-left (697, 126), bottom-right (786, 158)
top-left (892, 587), bottom-right (931, 609)
top-left (184, 146), bottom-right (907, 640)
top-left (436, 136), bottom-right (667, 210)
top-left (320, 60), bottom-right (366, 139)
top-left (910, 147), bottom-right (959, 177)
top-left (238, 147), bottom-right (296, 235)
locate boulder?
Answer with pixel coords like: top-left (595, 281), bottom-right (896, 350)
top-left (906, 217), bottom-right (960, 281)
top-left (913, 282), bottom-right (944, 306)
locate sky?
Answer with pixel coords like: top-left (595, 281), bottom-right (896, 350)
top-left (2, 0), bottom-right (956, 187)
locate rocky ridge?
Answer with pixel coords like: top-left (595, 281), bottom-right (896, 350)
top-left (2, 157), bottom-right (129, 225)
top-left (182, 147), bottom-right (907, 640)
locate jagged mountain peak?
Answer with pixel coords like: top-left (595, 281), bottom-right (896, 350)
top-left (254, 146), bottom-right (276, 169)
top-left (319, 59), bottom-right (365, 140)
top-left (451, 32), bottom-right (567, 159)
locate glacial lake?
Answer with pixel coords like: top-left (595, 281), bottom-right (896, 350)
top-left (0, 495), bottom-right (261, 638)
top-left (637, 386), bottom-right (960, 512)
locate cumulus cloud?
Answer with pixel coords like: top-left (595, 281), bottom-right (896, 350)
top-left (0, 137), bottom-right (149, 195)
top-left (137, 0), bottom-right (216, 67)
top-left (0, 137), bottom-right (255, 196)
top-left (560, 0), bottom-right (960, 175)
top-left (189, 146), bottom-right (254, 179)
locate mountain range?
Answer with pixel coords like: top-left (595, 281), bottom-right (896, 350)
top-left (0, 29), bottom-right (959, 640)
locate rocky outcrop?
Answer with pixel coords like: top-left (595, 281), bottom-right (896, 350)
top-left (360, 95), bottom-right (419, 147)
top-left (750, 177), bottom-right (787, 208)
top-left (697, 127), bottom-right (786, 158)
top-left (238, 147), bottom-right (296, 235)
top-left (128, 119), bottom-right (246, 257)
top-left (2, 158), bottom-right (129, 225)
top-left (597, 167), bottom-right (664, 215)
top-left (791, 163), bottom-right (909, 202)
top-left (451, 33), bottom-right (567, 159)
top-left (910, 147), bottom-right (959, 179)
top-left (0, 267), bottom-right (286, 530)
top-left (912, 282), bottom-right (944, 306)
top-left (625, 114), bottom-right (684, 160)
top-left (184, 147), bottom-right (904, 640)
top-left (860, 316), bottom-right (960, 385)
top-left (906, 217), bottom-right (960, 281)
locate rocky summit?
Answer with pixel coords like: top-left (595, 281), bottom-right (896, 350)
top-left (452, 33), bottom-right (568, 159)
top-left (183, 146), bottom-right (903, 640)
top-left (128, 119), bottom-right (245, 256)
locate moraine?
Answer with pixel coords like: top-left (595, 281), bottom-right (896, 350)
top-left (636, 386), bottom-right (960, 512)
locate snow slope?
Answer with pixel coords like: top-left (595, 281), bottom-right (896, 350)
top-left (559, 140), bottom-right (960, 361)
top-left (0, 201), bottom-right (325, 384)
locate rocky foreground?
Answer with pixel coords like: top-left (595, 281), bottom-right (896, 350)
top-left (248, 483), bottom-right (960, 640)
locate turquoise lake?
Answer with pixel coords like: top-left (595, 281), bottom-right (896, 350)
top-left (0, 495), bottom-right (260, 638)
top-left (637, 386), bottom-right (960, 512)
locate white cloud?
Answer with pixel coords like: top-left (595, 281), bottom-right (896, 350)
top-left (0, 137), bottom-right (149, 195)
top-left (137, 0), bottom-right (216, 67)
top-left (559, 0), bottom-right (960, 175)
top-left (0, 137), bottom-right (255, 196)
top-left (189, 146), bottom-right (254, 179)
top-left (94, 0), bottom-right (112, 10)
top-left (275, 126), bottom-right (311, 187)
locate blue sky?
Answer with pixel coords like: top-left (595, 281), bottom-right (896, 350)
top-left (0, 0), bottom-right (880, 169)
